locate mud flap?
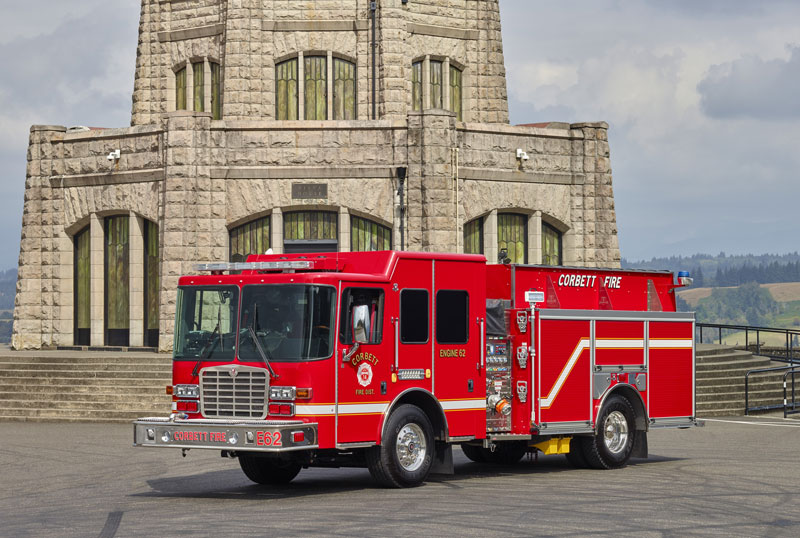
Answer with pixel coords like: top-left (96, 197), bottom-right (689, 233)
top-left (632, 431), bottom-right (648, 459)
top-left (429, 442), bottom-right (454, 475)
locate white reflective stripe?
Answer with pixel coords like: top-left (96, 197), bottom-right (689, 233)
top-left (440, 399), bottom-right (486, 411)
top-left (338, 403), bottom-right (390, 415)
top-left (540, 338), bottom-right (590, 409)
top-left (649, 339), bottom-right (693, 348)
top-left (596, 339), bottom-right (644, 349)
top-left (295, 404), bottom-right (336, 416)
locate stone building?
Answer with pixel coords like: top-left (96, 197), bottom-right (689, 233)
top-left (13, 0), bottom-right (620, 351)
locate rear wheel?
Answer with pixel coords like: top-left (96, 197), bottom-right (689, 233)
top-left (460, 443), bottom-right (488, 463)
top-left (239, 455), bottom-right (302, 485)
top-left (484, 441), bottom-right (528, 465)
top-left (582, 394), bottom-right (635, 469)
top-left (367, 404), bottom-right (434, 488)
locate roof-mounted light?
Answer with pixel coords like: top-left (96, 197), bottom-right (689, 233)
top-left (677, 270), bottom-right (693, 287)
top-left (193, 260), bottom-right (314, 272)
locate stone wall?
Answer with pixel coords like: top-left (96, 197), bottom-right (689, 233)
top-left (131, 0), bottom-right (508, 124)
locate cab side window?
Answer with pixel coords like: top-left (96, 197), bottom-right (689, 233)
top-left (340, 288), bottom-right (384, 345)
top-left (400, 289), bottom-right (429, 344)
top-left (436, 290), bottom-right (469, 344)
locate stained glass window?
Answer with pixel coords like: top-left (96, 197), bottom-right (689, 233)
top-left (498, 213), bottom-right (527, 264)
top-left (276, 58), bottom-right (298, 120)
top-left (229, 216), bottom-right (271, 263)
top-left (73, 226), bottom-right (90, 345)
top-left (193, 61), bottom-right (204, 112)
top-left (351, 216), bottom-right (391, 252)
top-left (333, 58), bottom-right (356, 120)
top-left (430, 61), bottom-right (443, 109)
top-left (463, 218), bottom-right (483, 255)
top-left (450, 65), bottom-right (462, 121)
top-left (542, 222), bottom-right (563, 266)
top-left (105, 216), bottom-right (130, 346)
top-left (175, 67), bottom-right (187, 110)
top-left (210, 62), bottom-right (222, 120)
top-left (412, 61), bottom-right (422, 111)
top-left (144, 220), bottom-right (159, 347)
top-left (305, 56), bottom-right (327, 120)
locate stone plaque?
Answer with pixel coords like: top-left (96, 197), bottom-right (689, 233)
top-left (292, 183), bottom-right (328, 200)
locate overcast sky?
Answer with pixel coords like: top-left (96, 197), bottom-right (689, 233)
top-left (0, 1), bottom-right (798, 270)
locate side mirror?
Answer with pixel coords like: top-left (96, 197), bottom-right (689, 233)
top-left (352, 304), bottom-right (370, 344)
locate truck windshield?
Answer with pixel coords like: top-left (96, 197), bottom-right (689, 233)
top-left (174, 286), bottom-right (239, 361)
top-left (238, 284), bottom-right (336, 362)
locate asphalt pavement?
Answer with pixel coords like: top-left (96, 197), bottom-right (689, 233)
top-left (2, 417), bottom-right (800, 537)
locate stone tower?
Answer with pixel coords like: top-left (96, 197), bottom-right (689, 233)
top-left (13, 0), bottom-right (620, 350)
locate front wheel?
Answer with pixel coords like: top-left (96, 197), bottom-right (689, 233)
top-left (239, 455), bottom-right (302, 485)
top-left (367, 404), bottom-right (434, 488)
top-left (582, 394), bottom-right (636, 469)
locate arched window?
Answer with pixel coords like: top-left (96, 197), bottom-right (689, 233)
top-left (449, 65), bottom-right (462, 121)
top-left (229, 216), bottom-right (271, 263)
top-left (284, 211), bottom-right (338, 253)
top-left (276, 58), bottom-right (299, 120)
top-left (143, 220), bottom-right (159, 347)
top-left (192, 61), bottom-right (204, 112)
top-left (351, 216), bottom-right (391, 252)
top-left (542, 222), bottom-right (563, 266)
top-left (210, 61), bottom-right (222, 120)
top-left (463, 218), bottom-right (483, 255)
top-left (498, 213), bottom-right (527, 264)
top-left (333, 58), bottom-right (356, 120)
top-left (175, 67), bottom-right (187, 110)
top-left (105, 216), bottom-right (130, 346)
top-left (305, 56), bottom-right (327, 120)
top-left (73, 226), bottom-right (90, 345)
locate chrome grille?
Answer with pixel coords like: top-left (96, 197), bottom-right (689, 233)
top-left (200, 365), bottom-right (268, 419)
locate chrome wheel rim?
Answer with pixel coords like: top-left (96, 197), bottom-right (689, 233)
top-left (603, 411), bottom-right (629, 454)
top-left (396, 423), bottom-right (426, 472)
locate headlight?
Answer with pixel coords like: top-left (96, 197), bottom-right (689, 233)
top-left (174, 384), bottom-right (200, 398)
top-left (269, 386), bottom-right (296, 400)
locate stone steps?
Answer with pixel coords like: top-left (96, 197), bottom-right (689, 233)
top-left (0, 348), bottom-right (172, 422)
top-left (695, 344), bottom-right (795, 417)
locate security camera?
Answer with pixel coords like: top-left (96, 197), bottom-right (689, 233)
top-left (516, 148), bottom-right (529, 161)
top-left (107, 149), bottom-right (120, 162)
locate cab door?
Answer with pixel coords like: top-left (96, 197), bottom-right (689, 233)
top-left (336, 284), bottom-right (393, 444)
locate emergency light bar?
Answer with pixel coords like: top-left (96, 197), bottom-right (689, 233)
top-left (193, 260), bottom-right (314, 272)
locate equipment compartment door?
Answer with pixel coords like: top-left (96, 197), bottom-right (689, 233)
top-left (648, 320), bottom-right (695, 419)
top-left (538, 318), bottom-right (592, 425)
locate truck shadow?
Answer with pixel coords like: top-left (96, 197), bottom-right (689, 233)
top-left (135, 453), bottom-right (682, 500)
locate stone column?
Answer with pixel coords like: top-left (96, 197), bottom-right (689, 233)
top-left (271, 208), bottom-right (283, 254)
top-left (339, 207), bottom-right (350, 252)
top-left (485, 209), bottom-right (498, 265)
top-left (423, 56), bottom-right (431, 110)
top-left (90, 213), bottom-right (104, 346)
top-left (529, 212), bottom-right (542, 265)
top-left (129, 213), bottom-right (144, 347)
top-left (443, 58), bottom-right (451, 112)
top-left (298, 51), bottom-right (305, 120)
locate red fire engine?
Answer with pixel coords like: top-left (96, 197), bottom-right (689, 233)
top-left (133, 251), bottom-right (698, 487)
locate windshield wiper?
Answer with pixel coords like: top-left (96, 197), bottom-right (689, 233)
top-left (191, 322), bottom-right (219, 378)
top-left (248, 325), bottom-right (278, 379)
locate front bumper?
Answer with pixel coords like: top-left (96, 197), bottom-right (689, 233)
top-left (133, 417), bottom-right (318, 452)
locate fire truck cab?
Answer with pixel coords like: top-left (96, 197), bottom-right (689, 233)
top-left (133, 251), bottom-right (698, 487)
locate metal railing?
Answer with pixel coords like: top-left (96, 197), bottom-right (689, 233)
top-left (696, 323), bottom-right (800, 363)
top-left (745, 365), bottom-right (800, 417)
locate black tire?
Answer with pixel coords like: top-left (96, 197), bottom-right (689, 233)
top-left (366, 404), bottom-right (434, 488)
top-left (239, 455), bottom-right (302, 485)
top-left (484, 441), bottom-right (528, 465)
top-left (460, 443), bottom-right (488, 463)
top-left (565, 436), bottom-right (590, 468)
top-left (582, 394), bottom-right (636, 469)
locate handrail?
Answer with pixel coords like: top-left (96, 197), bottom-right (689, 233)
top-left (745, 365), bottom-right (800, 416)
top-left (697, 322), bottom-right (800, 364)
